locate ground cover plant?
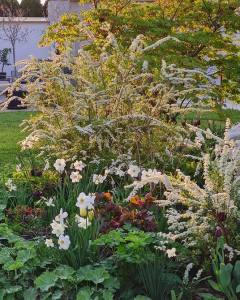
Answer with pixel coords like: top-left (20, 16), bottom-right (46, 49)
top-left (1, 0), bottom-right (240, 299)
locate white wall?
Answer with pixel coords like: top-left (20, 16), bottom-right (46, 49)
top-left (48, 0), bottom-right (92, 23)
top-left (0, 19), bottom-right (51, 77)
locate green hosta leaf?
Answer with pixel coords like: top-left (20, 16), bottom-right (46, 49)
top-left (102, 290), bottom-right (114, 300)
top-left (5, 286), bottom-right (22, 294)
top-left (35, 271), bottom-right (59, 292)
top-left (134, 296), bottom-right (152, 300)
top-left (4, 260), bottom-right (24, 271)
top-left (76, 287), bottom-right (92, 300)
top-left (236, 284), bottom-right (240, 293)
top-left (76, 265), bottom-right (110, 285)
top-left (16, 249), bottom-right (35, 264)
top-left (0, 249), bottom-right (14, 265)
top-left (0, 225), bottom-right (22, 243)
top-left (54, 265), bottom-right (75, 280)
top-left (233, 261), bottom-right (240, 283)
top-left (103, 276), bottom-right (120, 291)
top-left (23, 287), bottom-right (37, 300)
top-left (219, 263), bottom-right (233, 288)
top-left (0, 290), bottom-right (4, 300)
top-left (208, 280), bottom-right (222, 292)
top-left (198, 293), bottom-right (222, 300)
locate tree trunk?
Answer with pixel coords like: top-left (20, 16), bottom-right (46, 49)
top-left (12, 43), bottom-right (17, 78)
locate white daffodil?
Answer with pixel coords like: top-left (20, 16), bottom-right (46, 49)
top-left (127, 165), bottom-right (140, 178)
top-left (76, 193), bottom-right (95, 210)
top-left (54, 159), bottom-right (66, 173)
top-left (166, 248), bottom-right (176, 258)
top-left (58, 235), bottom-right (70, 250)
top-left (92, 174), bottom-right (106, 185)
top-left (70, 171), bottom-right (82, 183)
top-left (45, 239), bottom-right (54, 248)
top-left (75, 215), bottom-right (91, 229)
top-left (73, 160), bottom-right (86, 171)
top-left (55, 208), bottom-right (68, 224)
top-left (50, 220), bottom-right (66, 237)
top-left (5, 179), bottom-right (17, 192)
top-left (45, 197), bottom-right (55, 207)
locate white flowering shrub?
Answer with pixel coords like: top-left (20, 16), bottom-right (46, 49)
top-left (160, 120), bottom-right (240, 251)
top-left (5, 33), bottom-right (219, 166)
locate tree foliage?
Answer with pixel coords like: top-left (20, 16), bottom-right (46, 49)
top-left (41, 0), bottom-right (240, 102)
top-left (20, 0), bottom-right (43, 17)
top-left (0, 0), bottom-right (20, 16)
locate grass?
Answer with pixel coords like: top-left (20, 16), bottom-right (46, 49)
top-left (184, 109), bottom-right (240, 124)
top-left (0, 111), bottom-right (34, 174)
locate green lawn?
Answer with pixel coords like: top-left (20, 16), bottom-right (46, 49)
top-left (184, 109), bottom-right (240, 124)
top-left (0, 111), bottom-right (34, 173)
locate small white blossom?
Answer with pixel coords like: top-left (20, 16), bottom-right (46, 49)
top-left (75, 215), bottom-right (91, 229)
top-left (45, 197), bottom-right (55, 207)
top-left (58, 235), bottom-right (70, 250)
top-left (73, 160), bottom-right (86, 171)
top-left (76, 193), bottom-right (95, 210)
top-left (166, 248), bottom-right (176, 258)
top-left (55, 208), bottom-right (68, 224)
top-left (92, 174), bottom-right (106, 185)
top-left (45, 239), bottom-right (54, 248)
top-left (127, 165), bottom-right (140, 178)
top-left (50, 220), bottom-right (66, 237)
top-left (54, 159), bottom-right (66, 173)
top-left (183, 263), bottom-right (194, 285)
top-left (5, 179), bottom-right (17, 192)
top-left (70, 171), bottom-right (82, 183)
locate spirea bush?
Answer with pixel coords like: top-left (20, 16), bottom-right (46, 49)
top-left (7, 33), bottom-right (220, 167)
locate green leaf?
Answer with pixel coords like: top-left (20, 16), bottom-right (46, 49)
top-left (102, 290), bottom-right (113, 300)
top-left (134, 296), bottom-right (152, 300)
top-left (76, 265), bottom-right (110, 285)
top-left (198, 293), bottom-right (222, 300)
top-left (103, 276), bottom-right (120, 291)
top-left (35, 271), bottom-right (59, 292)
top-left (23, 288), bottom-right (37, 300)
top-left (236, 284), bottom-right (240, 293)
top-left (76, 287), bottom-right (92, 300)
top-left (0, 290), bottom-right (4, 300)
top-left (219, 263), bottom-right (232, 288)
top-left (233, 261), bottom-right (240, 282)
top-left (52, 290), bottom-right (63, 300)
top-left (4, 260), bottom-right (24, 271)
top-left (54, 265), bottom-right (75, 280)
top-left (208, 280), bottom-right (222, 292)
top-left (16, 249), bottom-right (35, 264)
top-left (5, 286), bottom-right (22, 294)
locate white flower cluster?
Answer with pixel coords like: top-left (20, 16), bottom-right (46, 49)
top-left (21, 135), bottom-right (39, 150)
top-left (5, 178), bottom-right (17, 192)
top-left (46, 208), bottom-right (70, 250)
top-left (155, 232), bottom-right (177, 258)
top-left (75, 192), bottom-right (95, 228)
top-left (53, 158), bottom-right (86, 183)
top-left (126, 167), bottom-right (172, 201)
top-left (160, 120), bottom-right (240, 247)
